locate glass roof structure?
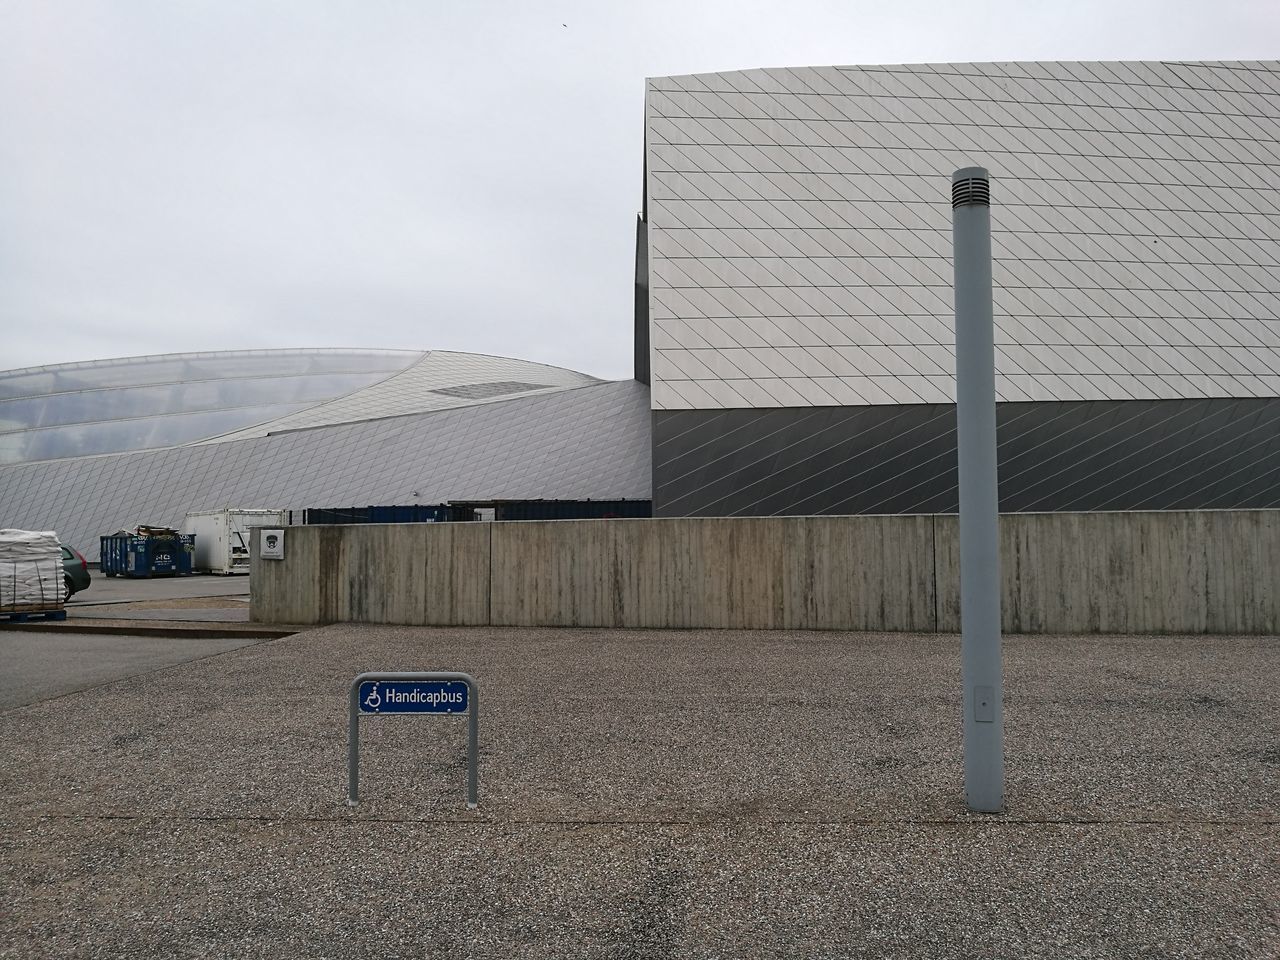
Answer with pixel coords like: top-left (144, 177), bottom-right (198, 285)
top-left (0, 348), bottom-right (600, 464)
top-left (0, 349), bottom-right (423, 464)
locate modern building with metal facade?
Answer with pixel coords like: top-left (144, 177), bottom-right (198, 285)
top-left (4, 60), bottom-right (1279, 559)
top-left (639, 60), bottom-right (1280, 516)
top-left (0, 350), bottom-right (651, 560)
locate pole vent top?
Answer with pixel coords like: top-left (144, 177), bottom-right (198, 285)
top-left (952, 173), bottom-right (990, 208)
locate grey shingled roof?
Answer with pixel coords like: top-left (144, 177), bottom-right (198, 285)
top-left (0, 380), bottom-right (651, 560)
top-left (645, 61), bottom-right (1280, 410)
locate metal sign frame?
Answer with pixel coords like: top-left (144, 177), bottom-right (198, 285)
top-left (346, 671), bottom-right (479, 809)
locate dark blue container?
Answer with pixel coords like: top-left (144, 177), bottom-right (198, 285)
top-left (367, 504), bottom-right (478, 523)
top-left (178, 535), bottom-right (195, 573)
top-left (99, 535), bottom-right (131, 576)
top-left (493, 500), bottom-right (652, 521)
top-left (304, 505), bottom-right (478, 525)
top-left (99, 533), bottom-right (195, 577)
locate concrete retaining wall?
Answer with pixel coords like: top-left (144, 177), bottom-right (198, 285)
top-left (251, 522), bottom-right (490, 626)
top-left (933, 510), bottom-right (1280, 635)
top-left (489, 514), bottom-right (937, 630)
top-left (251, 511), bottom-right (1280, 634)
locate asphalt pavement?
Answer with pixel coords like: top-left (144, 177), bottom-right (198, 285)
top-left (5, 572), bottom-right (288, 636)
top-left (1, 624), bottom-right (1276, 958)
top-left (68, 572), bottom-right (250, 605)
top-left (0, 631), bottom-right (266, 708)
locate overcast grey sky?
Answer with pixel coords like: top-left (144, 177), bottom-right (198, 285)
top-left (2, 1), bottom-right (1276, 379)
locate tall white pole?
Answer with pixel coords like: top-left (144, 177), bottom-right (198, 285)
top-left (952, 167), bottom-right (1004, 813)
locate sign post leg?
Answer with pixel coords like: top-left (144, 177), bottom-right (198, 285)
top-left (466, 682), bottom-right (479, 810)
top-left (347, 682), bottom-right (360, 806)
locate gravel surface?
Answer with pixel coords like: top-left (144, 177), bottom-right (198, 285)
top-left (1, 625), bottom-right (1276, 957)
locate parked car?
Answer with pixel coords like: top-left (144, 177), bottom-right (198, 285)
top-left (61, 544), bottom-right (91, 598)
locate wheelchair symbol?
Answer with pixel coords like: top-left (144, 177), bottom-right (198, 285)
top-left (363, 683), bottom-right (381, 711)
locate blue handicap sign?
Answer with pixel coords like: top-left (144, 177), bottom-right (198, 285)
top-left (358, 680), bottom-right (469, 715)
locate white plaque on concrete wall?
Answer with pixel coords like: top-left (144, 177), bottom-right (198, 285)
top-left (260, 528), bottom-right (285, 560)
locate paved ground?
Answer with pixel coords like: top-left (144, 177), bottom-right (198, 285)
top-left (1, 625), bottom-right (1276, 958)
top-left (68, 573), bottom-right (249, 606)
top-left (6, 574), bottom-right (264, 632)
top-left (0, 632), bottom-right (267, 708)
top-left (66, 606), bottom-right (250, 622)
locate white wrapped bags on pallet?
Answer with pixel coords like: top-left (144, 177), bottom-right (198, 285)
top-left (0, 529), bottom-right (65, 609)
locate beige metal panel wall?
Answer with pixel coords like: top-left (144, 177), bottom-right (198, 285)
top-left (251, 523), bottom-right (490, 626)
top-left (934, 511), bottom-right (1280, 634)
top-left (488, 515), bottom-right (936, 630)
top-left (646, 62), bottom-right (1280, 413)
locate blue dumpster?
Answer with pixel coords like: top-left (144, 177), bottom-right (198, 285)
top-left (100, 530), bottom-right (196, 578)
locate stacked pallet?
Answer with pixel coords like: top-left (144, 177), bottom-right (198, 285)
top-left (0, 529), bottom-right (65, 610)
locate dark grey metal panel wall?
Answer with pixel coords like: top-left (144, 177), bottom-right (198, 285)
top-left (634, 214), bottom-right (650, 385)
top-left (653, 398), bottom-right (1280, 516)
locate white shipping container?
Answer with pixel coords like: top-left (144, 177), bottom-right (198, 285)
top-left (181, 509), bottom-right (287, 575)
